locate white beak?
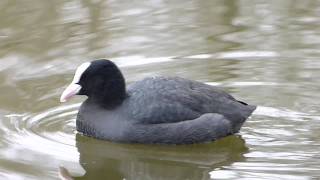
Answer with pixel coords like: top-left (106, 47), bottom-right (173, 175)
top-left (60, 83), bottom-right (82, 102)
top-left (60, 62), bottom-right (91, 103)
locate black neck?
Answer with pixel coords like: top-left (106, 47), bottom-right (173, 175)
top-left (88, 72), bottom-right (127, 109)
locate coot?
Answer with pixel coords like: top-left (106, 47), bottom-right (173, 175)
top-left (60, 59), bottom-right (256, 144)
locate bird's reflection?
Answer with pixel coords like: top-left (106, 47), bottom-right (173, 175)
top-left (65, 134), bottom-right (247, 180)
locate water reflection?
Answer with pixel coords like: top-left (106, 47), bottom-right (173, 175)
top-left (73, 135), bottom-right (247, 180)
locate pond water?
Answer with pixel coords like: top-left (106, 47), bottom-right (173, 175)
top-left (0, 0), bottom-right (320, 179)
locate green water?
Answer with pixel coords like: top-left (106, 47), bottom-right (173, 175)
top-left (0, 0), bottom-right (320, 179)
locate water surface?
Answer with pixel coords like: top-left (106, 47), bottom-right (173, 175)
top-left (0, 0), bottom-right (320, 179)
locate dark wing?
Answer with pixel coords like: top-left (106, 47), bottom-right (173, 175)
top-left (126, 77), bottom-right (255, 127)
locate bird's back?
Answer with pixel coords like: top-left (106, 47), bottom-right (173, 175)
top-left (125, 77), bottom-right (256, 131)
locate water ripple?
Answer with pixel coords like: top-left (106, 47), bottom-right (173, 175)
top-left (3, 104), bottom-right (81, 162)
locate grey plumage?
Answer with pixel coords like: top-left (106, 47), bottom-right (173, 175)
top-left (77, 76), bottom-right (255, 144)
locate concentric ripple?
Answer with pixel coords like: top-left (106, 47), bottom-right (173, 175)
top-left (25, 103), bottom-right (80, 146)
top-left (2, 103), bottom-right (81, 162)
